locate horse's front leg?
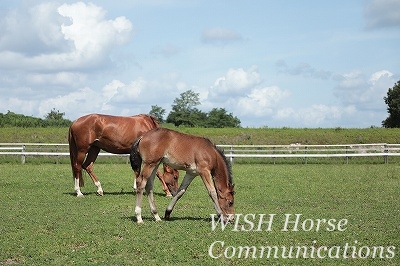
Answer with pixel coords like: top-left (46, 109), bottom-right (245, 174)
top-left (199, 170), bottom-right (223, 217)
top-left (156, 169), bottom-right (172, 198)
top-left (165, 172), bottom-right (196, 220)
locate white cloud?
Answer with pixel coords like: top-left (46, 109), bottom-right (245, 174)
top-left (276, 105), bottom-right (356, 127)
top-left (237, 86), bottom-right (290, 116)
top-left (38, 87), bottom-right (101, 118)
top-left (107, 78), bottom-right (145, 103)
top-left (0, 2), bottom-right (133, 71)
top-left (276, 60), bottom-right (332, 80)
top-left (210, 66), bottom-right (261, 97)
top-left (25, 72), bottom-right (87, 87)
top-left (334, 69), bottom-right (394, 110)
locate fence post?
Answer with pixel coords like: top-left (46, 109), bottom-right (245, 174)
top-left (346, 146), bottom-right (349, 164)
top-left (56, 145), bottom-right (59, 164)
top-left (273, 146), bottom-right (276, 165)
top-left (229, 146), bottom-right (234, 164)
top-left (21, 145), bottom-right (26, 164)
top-left (304, 146), bottom-right (308, 164)
top-left (384, 144), bottom-right (388, 164)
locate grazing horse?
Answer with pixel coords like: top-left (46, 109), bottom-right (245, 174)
top-left (130, 127), bottom-right (235, 223)
top-left (156, 164), bottom-right (179, 197)
top-left (68, 114), bottom-right (179, 197)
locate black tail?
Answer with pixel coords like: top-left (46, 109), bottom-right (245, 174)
top-left (130, 136), bottom-right (143, 176)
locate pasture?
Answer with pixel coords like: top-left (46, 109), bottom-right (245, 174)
top-left (0, 163), bottom-right (398, 265)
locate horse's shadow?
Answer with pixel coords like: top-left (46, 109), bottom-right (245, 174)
top-left (64, 191), bottom-right (166, 197)
top-left (121, 215), bottom-right (210, 223)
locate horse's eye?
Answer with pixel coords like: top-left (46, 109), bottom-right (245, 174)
top-left (228, 200), bottom-right (234, 207)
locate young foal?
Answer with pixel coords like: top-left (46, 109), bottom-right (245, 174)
top-left (130, 127), bottom-right (235, 223)
top-left (156, 164), bottom-right (179, 198)
top-left (68, 114), bottom-right (179, 197)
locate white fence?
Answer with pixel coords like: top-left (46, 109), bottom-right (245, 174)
top-left (1, 143), bottom-right (400, 164)
top-left (219, 143), bottom-right (400, 164)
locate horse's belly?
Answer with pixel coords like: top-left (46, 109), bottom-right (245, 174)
top-left (162, 156), bottom-right (198, 175)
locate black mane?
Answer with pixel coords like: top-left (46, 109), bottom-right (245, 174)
top-left (212, 141), bottom-right (233, 186)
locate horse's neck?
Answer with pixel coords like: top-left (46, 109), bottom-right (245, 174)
top-left (213, 154), bottom-right (230, 190)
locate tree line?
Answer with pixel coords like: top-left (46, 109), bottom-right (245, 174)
top-left (150, 90), bottom-right (241, 127)
top-left (0, 90), bottom-right (241, 128)
top-left (0, 109), bottom-right (72, 127)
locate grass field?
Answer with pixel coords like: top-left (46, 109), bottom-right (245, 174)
top-left (0, 163), bottom-right (398, 265)
top-left (2, 126), bottom-right (400, 145)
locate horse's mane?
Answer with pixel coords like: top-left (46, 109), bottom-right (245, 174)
top-left (206, 138), bottom-right (233, 186)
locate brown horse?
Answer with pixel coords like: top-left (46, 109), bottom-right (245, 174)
top-left (68, 114), bottom-right (179, 197)
top-left (156, 164), bottom-right (179, 197)
top-left (130, 127), bottom-right (235, 223)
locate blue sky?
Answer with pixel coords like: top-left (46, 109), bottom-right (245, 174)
top-left (0, 0), bottom-right (399, 127)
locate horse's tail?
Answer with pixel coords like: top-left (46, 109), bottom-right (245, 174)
top-left (68, 125), bottom-right (84, 187)
top-left (130, 136), bottom-right (143, 177)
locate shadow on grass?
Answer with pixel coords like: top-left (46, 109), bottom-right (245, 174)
top-left (121, 215), bottom-right (210, 223)
top-left (63, 191), bottom-right (168, 197)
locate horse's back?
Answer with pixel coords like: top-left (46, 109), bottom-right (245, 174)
top-left (139, 127), bottom-right (217, 165)
top-left (70, 114), bottom-right (159, 153)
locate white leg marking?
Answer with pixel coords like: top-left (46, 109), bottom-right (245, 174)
top-left (135, 206), bottom-right (143, 224)
top-left (94, 181), bottom-right (103, 196)
top-left (74, 178), bottom-right (84, 197)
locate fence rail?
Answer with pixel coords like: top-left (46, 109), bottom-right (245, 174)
top-left (1, 143), bottom-right (400, 164)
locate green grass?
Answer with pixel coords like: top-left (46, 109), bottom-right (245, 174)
top-left (2, 126), bottom-right (400, 145)
top-left (0, 164), bottom-right (398, 265)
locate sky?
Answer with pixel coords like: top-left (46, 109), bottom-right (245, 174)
top-left (0, 0), bottom-right (399, 128)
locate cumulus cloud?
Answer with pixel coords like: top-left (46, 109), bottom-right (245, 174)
top-left (201, 27), bottom-right (243, 44)
top-left (277, 105), bottom-right (356, 126)
top-left (237, 86), bottom-right (290, 116)
top-left (38, 87), bottom-right (101, 118)
top-left (0, 2), bottom-right (133, 71)
top-left (364, 0), bottom-right (400, 29)
top-left (106, 79), bottom-right (145, 104)
top-left (276, 60), bottom-right (332, 80)
top-left (334, 69), bottom-right (394, 110)
top-left (210, 66), bottom-right (261, 97)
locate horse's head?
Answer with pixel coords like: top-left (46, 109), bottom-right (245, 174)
top-left (217, 184), bottom-right (235, 223)
top-left (160, 165), bottom-right (179, 196)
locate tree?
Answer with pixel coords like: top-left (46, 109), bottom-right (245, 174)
top-left (382, 80), bottom-right (400, 128)
top-left (45, 108), bottom-right (65, 120)
top-left (149, 105), bottom-right (166, 123)
top-left (206, 108), bottom-right (241, 128)
top-left (167, 90), bottom-right (205, 127)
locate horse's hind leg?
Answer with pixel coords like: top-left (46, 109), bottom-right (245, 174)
top-left (82, 146), bottom-right (103, 196)
top-left (73, 151), bottom-right (87, 197)
top-left (135, 163), bottom-right (160, 223)
top-left (145, 166), bottom-right (162, 221)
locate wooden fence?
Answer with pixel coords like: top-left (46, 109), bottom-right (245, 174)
top-left (1, 143), bottom-right (400, 164)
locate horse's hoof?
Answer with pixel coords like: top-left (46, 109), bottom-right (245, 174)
top-left (165, 194), bottom-right (173, 198)
top-left (164, 210), bottom-right (171, 221)
top-left (97, 191), bottom-right (104, 196)
top-left (76, 194), bottom-right (84, 198)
